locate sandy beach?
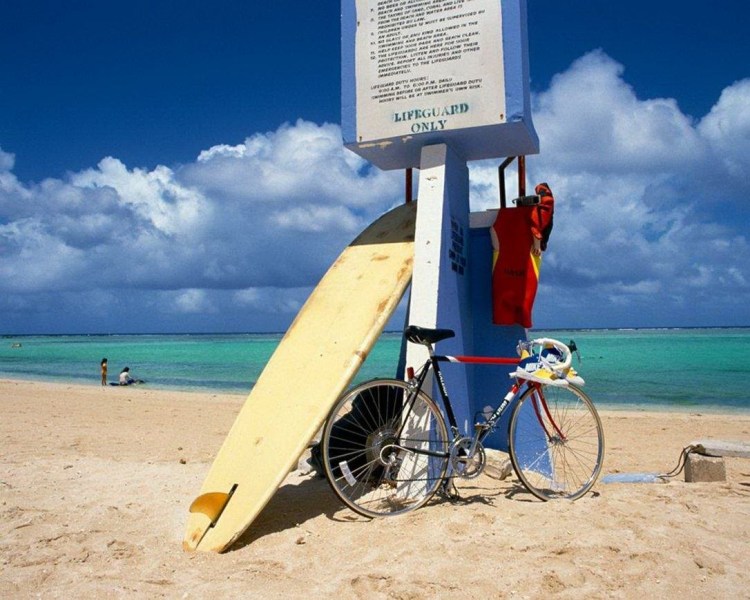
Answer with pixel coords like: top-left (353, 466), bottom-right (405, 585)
top-left (1, 378), bottom-right (749, 599)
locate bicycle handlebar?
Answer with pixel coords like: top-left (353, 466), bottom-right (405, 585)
top-left (524, 338), bottom-right (573, 371)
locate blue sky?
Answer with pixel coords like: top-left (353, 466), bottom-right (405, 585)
top-left (1, 1), bottom-right (749, 333)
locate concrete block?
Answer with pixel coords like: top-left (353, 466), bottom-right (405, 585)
top-left (684, 453), bottom-right (726, 483)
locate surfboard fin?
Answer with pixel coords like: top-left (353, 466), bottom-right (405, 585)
top-left (184, 484), bottom-right (238, 551)
top-left (189, 484), bottom-right (238, 525)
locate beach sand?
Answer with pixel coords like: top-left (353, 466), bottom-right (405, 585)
top-left (1, 378), bottom-right (749, 599)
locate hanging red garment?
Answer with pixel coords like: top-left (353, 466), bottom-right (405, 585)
top-left (490, 206), bottom-right (542, 328)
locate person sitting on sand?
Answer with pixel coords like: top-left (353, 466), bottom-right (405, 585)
top-left (118, 367), bottom-right (145, 386)
top-left (119, 367), bottom-right (135, 386)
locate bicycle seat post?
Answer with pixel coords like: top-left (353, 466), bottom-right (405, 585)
top-left (473, 420), bottom-right (490, 440)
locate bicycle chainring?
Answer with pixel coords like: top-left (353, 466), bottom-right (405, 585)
top-left (450, 437), bottom-right (486, 479)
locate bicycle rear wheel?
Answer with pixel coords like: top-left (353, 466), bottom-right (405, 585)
top-left (508, 383), bottom-right (604, 500)
top-left (321, 379), bottom-right (449, 518)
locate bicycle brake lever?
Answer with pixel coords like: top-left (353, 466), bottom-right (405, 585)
top-left (516, 340), bottom-right (533, 357)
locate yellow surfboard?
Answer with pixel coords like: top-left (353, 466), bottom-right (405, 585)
top-left (184, 202), bottom-right (416, 552)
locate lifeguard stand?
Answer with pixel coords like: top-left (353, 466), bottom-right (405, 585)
top-left (342, 0), bottom-right (539, 448)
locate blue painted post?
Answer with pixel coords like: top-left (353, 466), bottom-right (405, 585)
top-left (467, 214), bottom-right (527, 449)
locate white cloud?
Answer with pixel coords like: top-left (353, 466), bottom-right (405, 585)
top-left (173, 289), bottom-right (216, 314)
top-left (270, 205), bottom-right (360, 233)
top-left (0, 122), bottom-right (403, 300)
top-left (197, 143), bottom-right (247, 162)
top-left (183, 120), bottom-right (398, 207)
top-left (531, 51), bottom-right (707, 173)
top-left (0, 147), bottom-right (15, 172)
top-left (698, 79), bottom-right (750, 180)
top-left (233, 287), bottom-right (306, 314)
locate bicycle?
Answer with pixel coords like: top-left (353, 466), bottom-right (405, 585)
top-left (320, 325), bottom-right (605, 518)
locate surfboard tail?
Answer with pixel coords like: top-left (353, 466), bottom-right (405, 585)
top-left (184, 485), bottom-right (238, 552)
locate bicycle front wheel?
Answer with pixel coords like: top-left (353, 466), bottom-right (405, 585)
top-left (321, 379), bottom-right (449, 518)
top-left (508, 383), bottom-right (604, 501)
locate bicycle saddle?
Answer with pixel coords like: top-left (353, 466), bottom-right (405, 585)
top-left (405, 325), bottom-right (455, 346)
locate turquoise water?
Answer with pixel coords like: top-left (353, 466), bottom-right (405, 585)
top-left (0, 333), bottom-right (403, 394)
top-left (543, 328), bottom-right (750, 412)
top-left (1, 328), bottom-right (749, 412)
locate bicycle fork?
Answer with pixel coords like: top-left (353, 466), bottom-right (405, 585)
top-left (524, 384), bottom-right (567, 443)
top-left (481, 382), bottom-right (567, 446)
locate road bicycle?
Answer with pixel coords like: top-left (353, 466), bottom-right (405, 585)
top-left (320, 325), bottom-right (605, 518)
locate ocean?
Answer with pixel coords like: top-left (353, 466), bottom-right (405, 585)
top-left (1, 328), bottom-right (749, 412)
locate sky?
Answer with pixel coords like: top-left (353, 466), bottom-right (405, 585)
top-left (1, 0), bottom-right (749, 334)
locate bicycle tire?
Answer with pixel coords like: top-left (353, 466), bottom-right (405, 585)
top-left (321, 379), bottom-right (449, 518)
top-left (508, 383), bottom-right (604, 501)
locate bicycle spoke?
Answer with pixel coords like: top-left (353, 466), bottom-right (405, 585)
top-left (509, 384), bottom-right (604, 500)
top-left (321, 380), bottom-right (449, 518)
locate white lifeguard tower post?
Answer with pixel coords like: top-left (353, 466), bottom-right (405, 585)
top-left (342, 0), bottom-right (538, 448)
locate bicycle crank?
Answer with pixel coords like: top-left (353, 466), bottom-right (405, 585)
top-left (449, 437), bottom-right (486, 479)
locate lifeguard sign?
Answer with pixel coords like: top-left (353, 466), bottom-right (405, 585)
top-left (342, 0), bottom-right (538, 170)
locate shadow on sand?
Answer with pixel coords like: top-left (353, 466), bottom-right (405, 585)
top-left (228, 471), bottom-right (598, 550)
top-left (230, 475), bottom-right (365, 550)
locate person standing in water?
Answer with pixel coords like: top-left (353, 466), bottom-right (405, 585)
top-left (100, 358), bottom-right (108, 386)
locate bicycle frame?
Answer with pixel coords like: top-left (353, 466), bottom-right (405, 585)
top-left (403, 349), bottom-right (566, 460)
